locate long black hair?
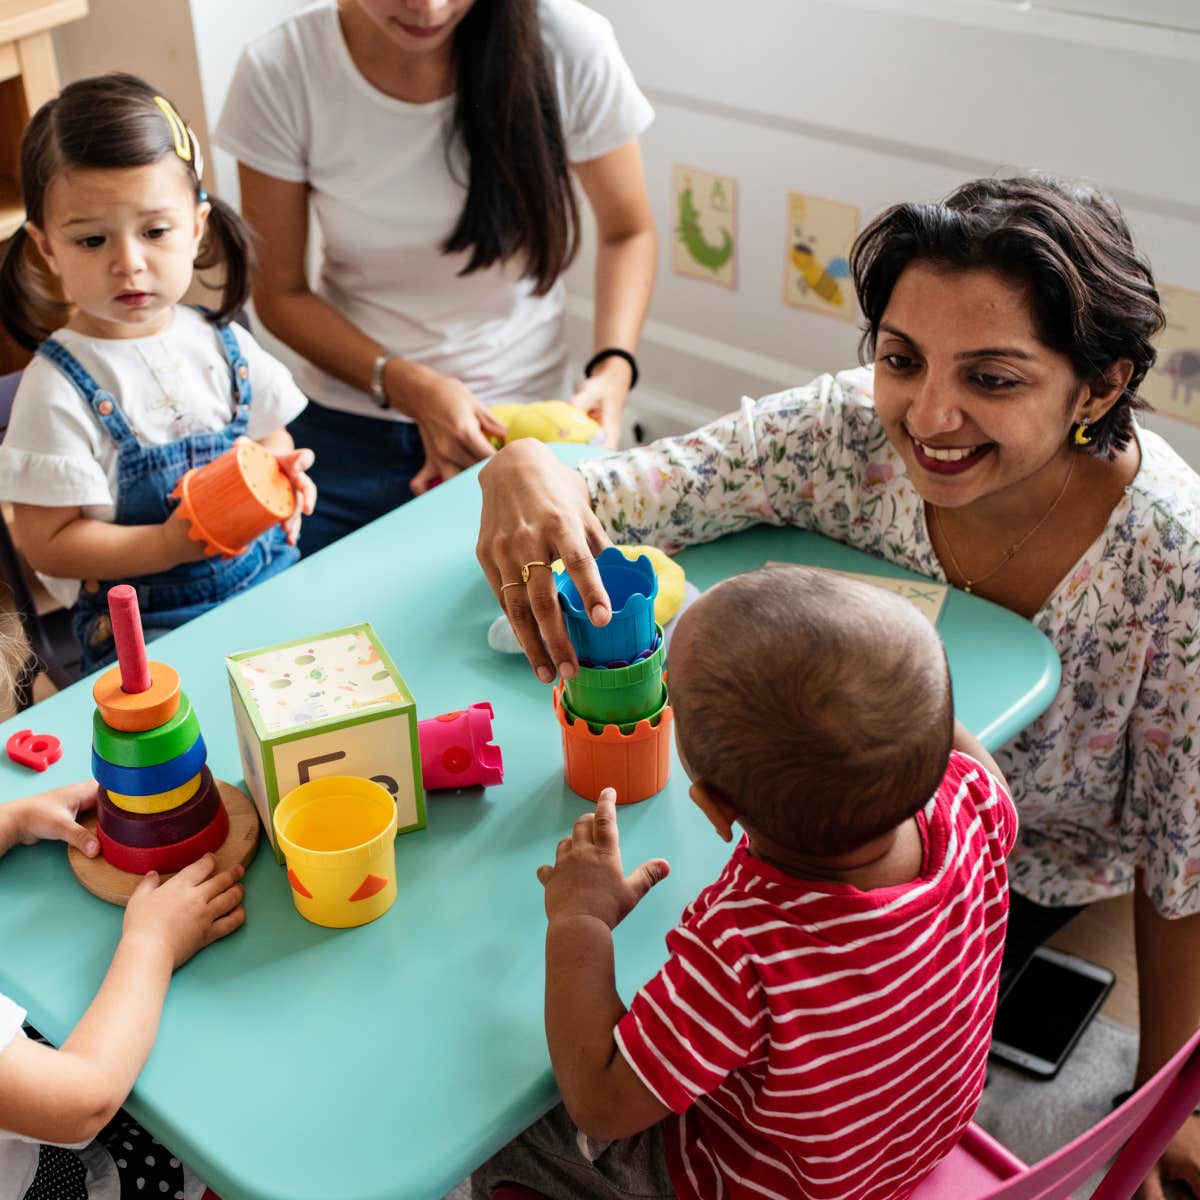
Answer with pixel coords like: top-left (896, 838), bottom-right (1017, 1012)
top-left (851, 175), bottom-right (1164, 459)
top-left (0, 72), bottom-right (252, 351)
top-left (442, 0), bottom-right (580, 295)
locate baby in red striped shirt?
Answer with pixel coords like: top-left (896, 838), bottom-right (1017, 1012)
top-left (473, 564), bottom-right (1017, 1200)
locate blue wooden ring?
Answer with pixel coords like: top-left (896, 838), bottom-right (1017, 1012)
top-left (92, 733), bottom-right (207, 796)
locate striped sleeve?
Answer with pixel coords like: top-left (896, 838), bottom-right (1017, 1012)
top-left (953, 751), bottom-right (1018, 858)
top-left (615, 922), bottom-right (762, 1113)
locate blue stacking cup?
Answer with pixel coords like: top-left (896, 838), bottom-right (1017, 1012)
top-left (556, 546), bottom-right (658, 665)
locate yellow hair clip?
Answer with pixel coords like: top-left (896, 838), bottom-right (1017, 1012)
top-left (153, 95), bottom-right (191, 163)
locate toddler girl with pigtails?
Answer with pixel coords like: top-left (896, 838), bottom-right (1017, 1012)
top-left (0, 72), bottom-right (316, 673)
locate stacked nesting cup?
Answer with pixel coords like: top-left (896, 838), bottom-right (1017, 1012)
top-left (553, 546), bottom-right (673, 804)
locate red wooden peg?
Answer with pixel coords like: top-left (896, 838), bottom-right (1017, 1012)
top-left (107, 584), bottom-right (151, 694)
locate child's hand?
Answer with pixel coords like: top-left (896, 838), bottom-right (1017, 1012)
top-left (7, 782), bottom-right (100, 857)
top-left (264, 443), bottom-right (316, 546)
top-left (122, 855), bottom-right (246, 970)
top-left (160, 507), bottom-right (210, 566)
top-left (537, 789), bottom-right (669, 929)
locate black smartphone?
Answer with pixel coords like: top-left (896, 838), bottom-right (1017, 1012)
top-left (989, 945), bottom-right (1115, 1079)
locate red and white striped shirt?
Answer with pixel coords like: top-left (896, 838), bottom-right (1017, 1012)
top-left (615, 751), bottom-right (1016, 1200)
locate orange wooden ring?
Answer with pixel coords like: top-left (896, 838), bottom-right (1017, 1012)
top-left (93, 661), bottom-right (181, 733)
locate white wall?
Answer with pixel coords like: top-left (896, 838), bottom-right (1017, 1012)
top-left (53, 0), bottom-right (1200, 465)
top-left (566, 0), bottom-right (1200, 465)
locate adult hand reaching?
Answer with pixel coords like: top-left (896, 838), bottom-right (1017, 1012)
top-left (476, 439), bottom-right (613, 681)
top-left (390, 361), bottom-right (506, 495)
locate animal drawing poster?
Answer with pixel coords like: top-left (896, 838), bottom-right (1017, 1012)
top-left (767, 562), bottom-right (948, 626)
top-left (783, 192), bottom-right (858, 322)
top-left (671, 165), bottom-right (737, 288)
top-left (1142, 284), bottom-right (1200, 426)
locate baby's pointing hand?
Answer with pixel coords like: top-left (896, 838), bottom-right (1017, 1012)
top-left (537, 788), bottom-right (669, 930)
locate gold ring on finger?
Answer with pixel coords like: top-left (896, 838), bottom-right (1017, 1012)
top-left (521, 560), bottom-right (552, 584)
top-left (499, 581), bottom-right (524, 594)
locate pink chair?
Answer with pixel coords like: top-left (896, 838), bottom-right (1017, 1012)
top-left (913, 1023), bottom-right (1200, 1200)
top-left (492, 1025), bottom-right (1200, 1200)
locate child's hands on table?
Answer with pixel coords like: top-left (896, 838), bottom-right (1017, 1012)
top-left (123, 855), bottom-right (245, 970)
top-left (537, 788), bottom-right (669, 930)
top-left (4, 782), bottom-right (99, 857)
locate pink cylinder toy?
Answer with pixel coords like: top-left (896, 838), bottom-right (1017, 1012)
top-left (418, 702), bottom-right (504, 791)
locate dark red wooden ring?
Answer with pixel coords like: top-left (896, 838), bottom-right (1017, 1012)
top-left (97, 767), bottom-right (218, 848)
top-left (97, 800), bottom-right (229, 875)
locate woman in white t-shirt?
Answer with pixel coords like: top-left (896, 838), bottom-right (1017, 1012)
top-left (217, 0), bottom-right (656, 556)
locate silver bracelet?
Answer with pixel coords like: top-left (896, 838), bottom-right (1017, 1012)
top-left (369, 351), bottom-right (396, 410)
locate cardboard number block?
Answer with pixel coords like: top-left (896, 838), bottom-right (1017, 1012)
top-left (226, 623), bottom-right (426, 864)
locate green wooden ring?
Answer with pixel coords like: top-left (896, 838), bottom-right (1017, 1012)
top-left (92, 692), bottom-right (201, 769)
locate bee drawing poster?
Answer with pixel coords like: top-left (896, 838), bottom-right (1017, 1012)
top-left (672, 165), bottom-right (737, 289)
top-left (1141, 284), bottom-right (1200, 427)
top-left (784, 192), bottom-right (858, 322)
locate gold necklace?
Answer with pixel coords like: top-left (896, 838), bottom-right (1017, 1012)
top-left (931, 454), bottom-right (1077, 594)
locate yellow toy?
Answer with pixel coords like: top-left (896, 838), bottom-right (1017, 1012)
top-left (490, 400), bottom-right (603, 447)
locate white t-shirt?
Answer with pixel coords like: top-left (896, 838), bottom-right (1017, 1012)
top-left (0, 305), bottom-right (308, 607)
top-left (0, 992), bottom-right (36, 1194)
top-left (215, 0), bottom-right (654, 419)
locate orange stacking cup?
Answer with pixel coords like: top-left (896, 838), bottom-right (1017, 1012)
top-left (171, 440), bottom-right (296, 558)
top-left (553, 682), bottom-right (673, 805)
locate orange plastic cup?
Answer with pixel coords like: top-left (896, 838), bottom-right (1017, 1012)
top-left (553, 682), bottom-right (673, 805)
top-left (171, 440), bottom-right (295, 558)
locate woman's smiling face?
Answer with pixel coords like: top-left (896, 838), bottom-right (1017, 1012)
top-left (872, 262), bottom-right (1085, 511)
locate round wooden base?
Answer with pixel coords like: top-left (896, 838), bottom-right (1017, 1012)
top-left (68, 780), bottom-right (260, 907)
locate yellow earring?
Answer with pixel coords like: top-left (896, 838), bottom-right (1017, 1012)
top-left (1073, 420), bottom-right (1092, 446)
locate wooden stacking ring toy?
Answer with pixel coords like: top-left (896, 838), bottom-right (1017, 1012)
top-left (98, 768), bottom-right (219, 847)
top-left (93, 660), bottom-right (180, 733)
top-left (96, 800), bottom-right (229, 875)
top-left (92, 692), bottom-right (200, 769)
top-left (93, 734), bottom-right (206, 798)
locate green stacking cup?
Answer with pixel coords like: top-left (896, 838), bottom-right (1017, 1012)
top-left (562, 681), bottom-right (670, 736)
top-left (564, 630), bottom-right (666, 726)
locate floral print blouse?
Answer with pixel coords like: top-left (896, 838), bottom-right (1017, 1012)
top-left (580, 367), bottom-right (1200, 918)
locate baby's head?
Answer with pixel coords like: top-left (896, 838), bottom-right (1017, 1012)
top-left (667, 565), bottom-right (953, 858)
top-left (0, 72), bottom-right (251, 349)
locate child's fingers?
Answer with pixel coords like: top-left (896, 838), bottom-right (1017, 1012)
top-left (625, 857), bottom-right (670, 903)
top-left (206, 906), bottom-right (246, 944)
top-left (58, 781), bottom-right (99, 814)
top-left (592, 790), bottom-right (619, 846)
top-left (198, 862), bottom-right (244, 902)
top-left (55, 815), bottom-right (99, 858)
top-left (207, 882), bottom-right (244, 920)
top-left (572, 811), bottom-right (595, 843)
top-left (536, 864), bottom-right (553, 886)
top-left (170, 853), bottom-right (217, 887)
top-left (130, 870), bottom-right (160, 900)
top-left (554, 835), bottom-right (572, 864)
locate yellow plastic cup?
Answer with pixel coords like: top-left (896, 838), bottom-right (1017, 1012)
top-left (272, 776), bottom-right (398, 928)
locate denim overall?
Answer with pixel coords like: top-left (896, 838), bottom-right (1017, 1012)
top-left (38, 321), bottom-right (299, 675)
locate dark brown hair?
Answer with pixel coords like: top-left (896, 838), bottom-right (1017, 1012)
top-left (668, 566), bottom-right (954, 858)
top-left (0, 72), bottom-right (252, 350)
top-left (442, 0), bottom-right (579, 294)
top-left (851, 175), bottom-right (1165, 458)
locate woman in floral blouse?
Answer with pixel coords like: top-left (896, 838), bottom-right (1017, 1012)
top-left (477, 175), bottom-right (1200, 1198)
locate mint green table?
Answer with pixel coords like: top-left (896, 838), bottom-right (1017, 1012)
top-left (0, 447), bottom-right (1060, 1200)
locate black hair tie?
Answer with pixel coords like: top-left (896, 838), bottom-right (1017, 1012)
top-left (584, 348), bottom-right (638, 391)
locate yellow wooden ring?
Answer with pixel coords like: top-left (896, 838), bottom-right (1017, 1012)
top-left (105, 770), bottom-right (202, 815)
top-left (93, 662), bottom-right (181, 733)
